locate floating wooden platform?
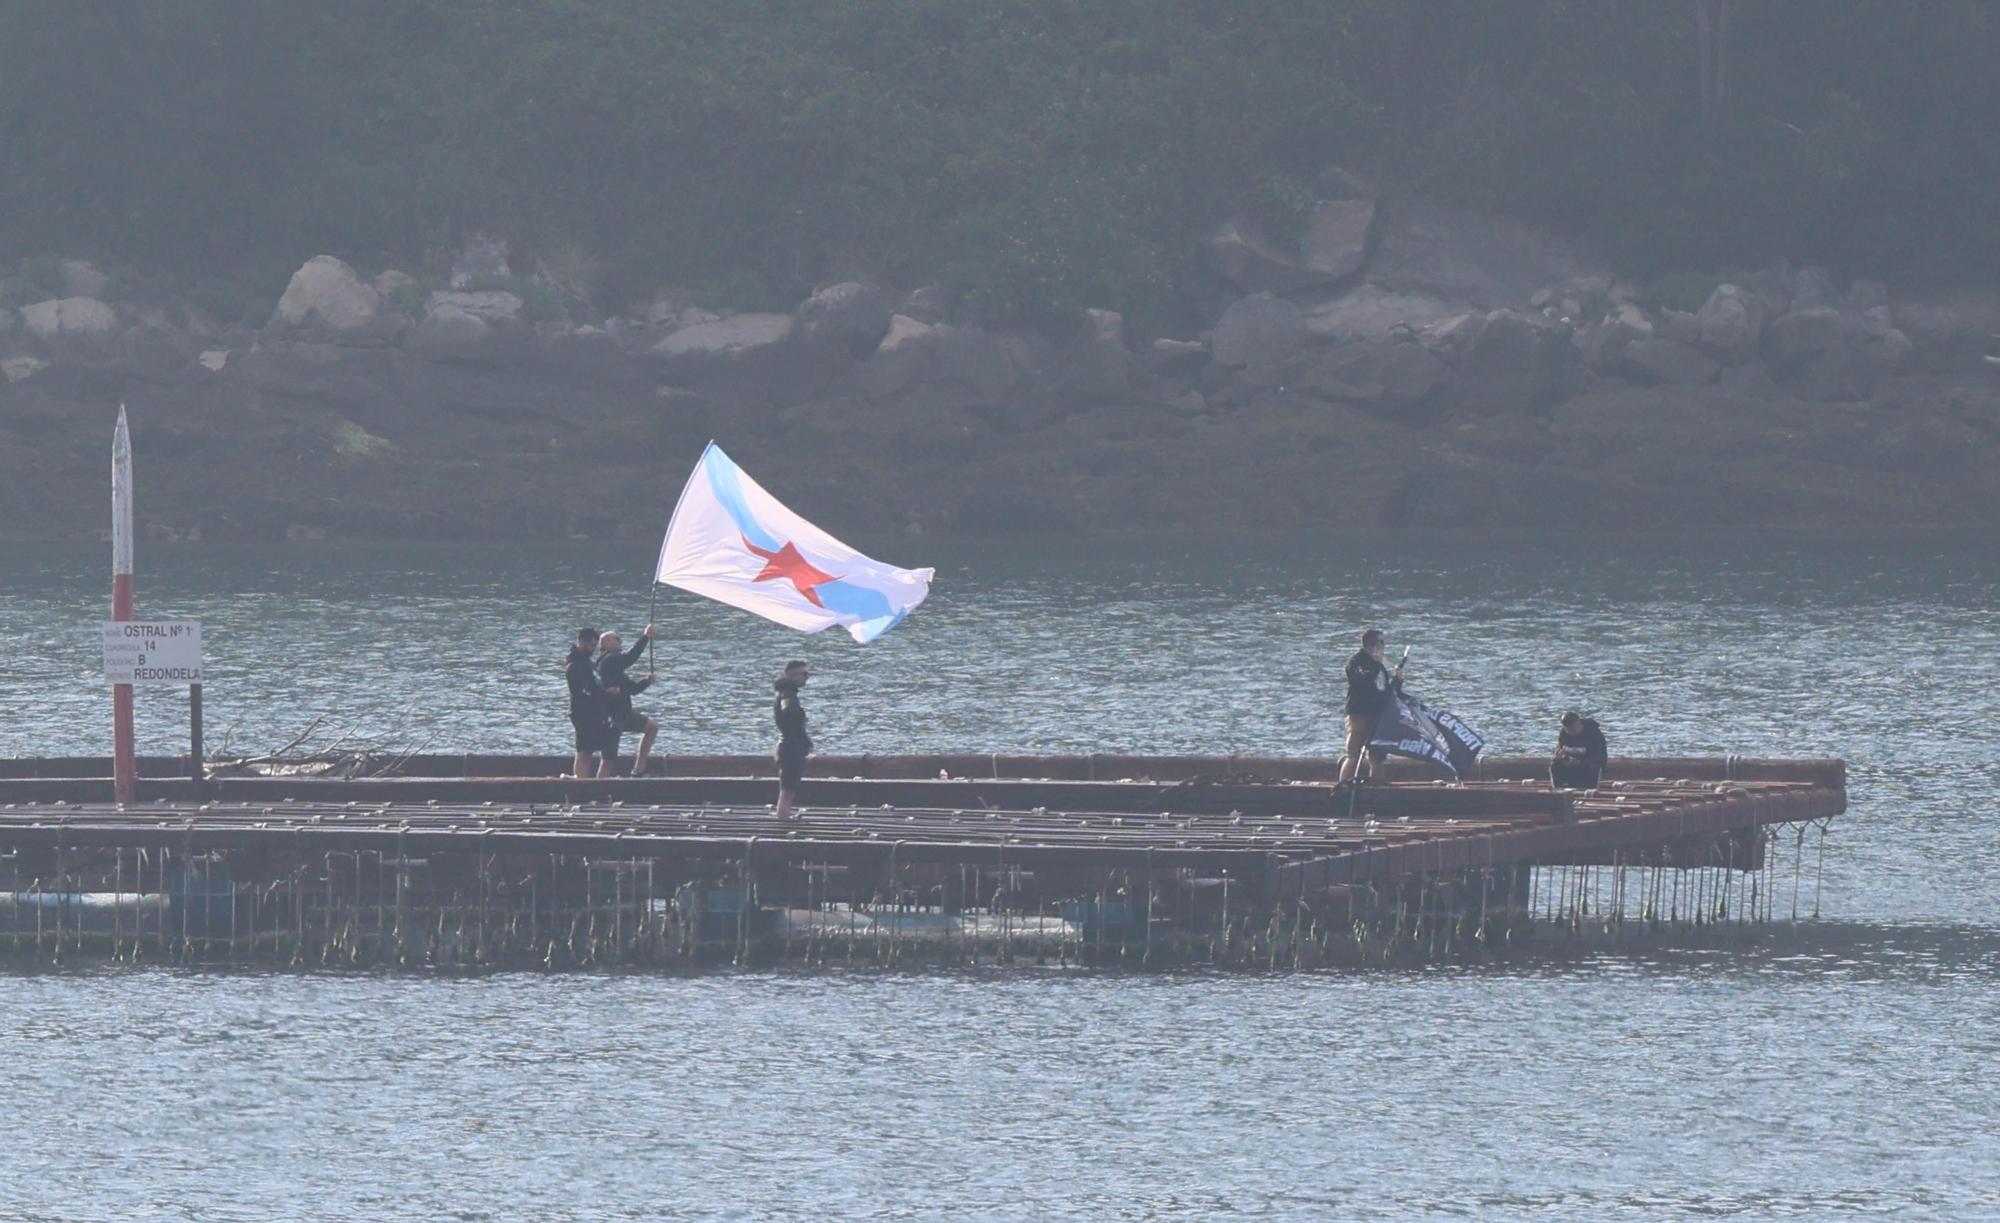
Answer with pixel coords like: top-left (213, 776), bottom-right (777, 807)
top-left (0, 753), bottom-right (1844, 969)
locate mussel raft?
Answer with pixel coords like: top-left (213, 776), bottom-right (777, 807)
top-left (0, 753), bottom-right (1844, 970)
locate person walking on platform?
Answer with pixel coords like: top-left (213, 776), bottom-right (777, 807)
top-left (565, 627), bottom-right (614, 778)
top-left (1551, 712), bottom-right (1609, 789)
top-left (773, 660), bottom-right (813, 819)
top-left (596, 625), bottom-right (658, 775)
top-left (1338, 628), bottom-right (1403, 786)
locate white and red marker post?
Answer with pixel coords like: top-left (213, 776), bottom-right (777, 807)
top-left (111, 405), bottom-right (135, 803)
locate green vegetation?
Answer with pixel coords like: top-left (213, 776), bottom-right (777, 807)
top-left (386, 278), bottom-right (443, 316)
top-left (0, 2), bottom-right (1993, 327)
top-left (331, 421), bottom-right (396, 460)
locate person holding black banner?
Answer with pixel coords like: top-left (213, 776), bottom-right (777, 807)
top-left (1338, 628), bottom-right (1403, 786)
top-left (1551, 712), bottom-right (1609, 789)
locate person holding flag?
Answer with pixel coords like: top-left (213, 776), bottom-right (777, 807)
top-left (596, 625), bottom-right (657, 776)
top-left (1338, 628), bottom-right (1403, 786)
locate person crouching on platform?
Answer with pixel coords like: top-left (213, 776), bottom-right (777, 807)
top-left (773, 660), bottom-right (812, 820)
top-left (1338, 628), bottom-right (1403, 787)
top-left (1551, 711), bottom-right (1608, 789)
top-left (596, 625), bottom-right (658, 776)
top-left (565, 627), bottom-right (614, 778)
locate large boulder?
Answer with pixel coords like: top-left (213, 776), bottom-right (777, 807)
top-left (855, 321), bottom-right (1033, 408)
top-left (795, 281), bottom-right (894, 358)
top-left (1419, 310), bottom-right (1487, 362)
top-left (650, 313), bottom-right (795, 379)
top-left (1612, 301), bottom-right (1654, 334)
top-left (856, 315), bottom-right (938, 399)
top-left (21, 295), bottom-right (117, 340)
top-left (1205, 213), bottom-right (1369, 296)
top-left (409, 303), bottom-right (505, 364)
top-left (1292, 337), bottom-right (1445, 409)
top-left (1694, 283), bottom-right (1764, 361)
top-left (1856, 306), bottom-right (1916, 371)
top-left (879, 313), bottom-right (933, 351)
top-left (270, 256), bottom-right (398, 343)
top-left (425, 289), bottom-right (523, 324)
top-left (1767, 307), bottom-right (1845, 365)
top-left (1765, 307), bottom-right (1907, 400)
top-left (1300, 199), bottom-right (1376, 280)
top-left (1449, 309), bottom-right (1573, 413)
top-left (1657, 309), bottom-right (1701, 345)
top-left (1303, 284), bottom-right (1456, 343)
top-left (1212, 292), bottom-right (1308, 376)
top-left (1618, 336), bottom-right (1719, 386)
top-left (20, 296), bottom-right (121, 361)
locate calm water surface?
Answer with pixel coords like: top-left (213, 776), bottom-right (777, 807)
top-left (0, 534), bottom-right (1995, 1219)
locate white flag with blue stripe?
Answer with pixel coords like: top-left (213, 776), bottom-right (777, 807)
top-left (654, 442), bottom-right (934, 642)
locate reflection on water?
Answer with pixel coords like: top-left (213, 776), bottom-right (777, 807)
top-left (0, 534), bottom-right (1996, 1218)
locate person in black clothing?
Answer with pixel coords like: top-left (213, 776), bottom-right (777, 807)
top-left (1338, 628), bottom-right (1404, 785)
top-left (1551, 712), bottom-right (1609, 789)
top-left (565, 627), bottom-right (614, 778)
top-left (773, 659), bottom-right (812, 820)
top-left (595, 625), bottom-right (657, 776)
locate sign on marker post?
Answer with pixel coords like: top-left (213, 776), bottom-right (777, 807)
top-left (102, 621), bottom-right (203, 684)
top-left (101, 621), bottom-right (206, 787)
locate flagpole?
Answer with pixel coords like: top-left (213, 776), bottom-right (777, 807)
top-left (111, 406), bottom-right (136, 804)
top-left (647, 581), bottom-right (657, 673)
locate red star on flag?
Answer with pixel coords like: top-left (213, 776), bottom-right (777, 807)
top-left (743, 537), bottom-right (837, 606)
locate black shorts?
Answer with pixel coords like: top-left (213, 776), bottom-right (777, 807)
top-left (614, 710), bottom-right (651, 735)
top-left (776, 744), bottom-right (809, 789)
top-left (572, 719), bottom-right (616, 754)
top-left (1551, 763), bottom-right (1602, 790)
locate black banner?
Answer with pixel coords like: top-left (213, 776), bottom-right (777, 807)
top-left (1368, 692), bottom-right (1485, 778)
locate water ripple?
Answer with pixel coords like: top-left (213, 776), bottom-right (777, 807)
top-left (0, 534), bottom-right (1996, 1218)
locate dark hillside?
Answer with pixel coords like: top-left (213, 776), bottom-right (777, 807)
top-left (3, 2), bottom-right (1996, 324)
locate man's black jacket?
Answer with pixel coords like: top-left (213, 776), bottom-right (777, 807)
top-left (597, 637), bottom-right (651, 721)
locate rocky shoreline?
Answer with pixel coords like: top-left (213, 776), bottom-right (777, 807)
top-left (3, 192), bottom-right (1998, 543)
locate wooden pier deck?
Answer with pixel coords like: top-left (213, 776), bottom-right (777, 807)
top-left (0, 754), bottom-right (1844, 968)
